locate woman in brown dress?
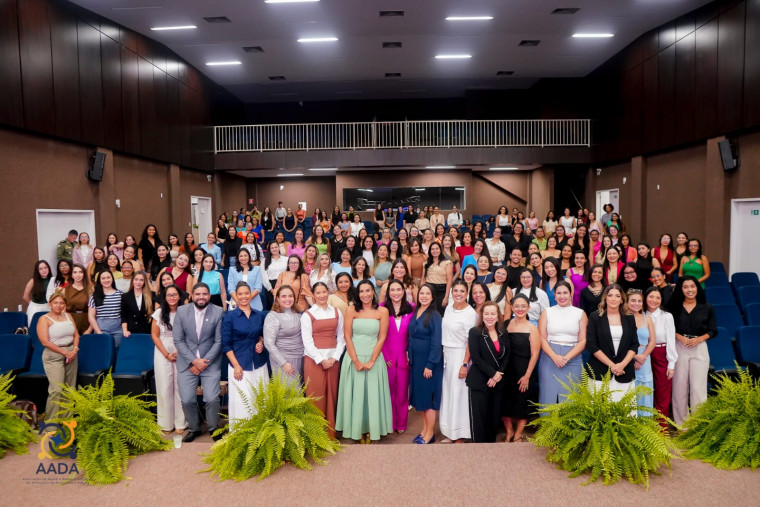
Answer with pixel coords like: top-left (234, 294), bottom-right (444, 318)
top-left (64, 264), bottom-right (92, 335)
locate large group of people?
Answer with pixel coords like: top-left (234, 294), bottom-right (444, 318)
top-left (24, 201), bottom-right (717, 443)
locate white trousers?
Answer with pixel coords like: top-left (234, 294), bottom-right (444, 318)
top-left (154, 343), bottom-right (188, 432)
top-left (671, 341), bottom-right (710, 425)
top-left (227, 363), bottom-right (270, 432)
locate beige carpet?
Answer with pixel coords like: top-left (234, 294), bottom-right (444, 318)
top-left (3, 412), bottom-right (758, 506)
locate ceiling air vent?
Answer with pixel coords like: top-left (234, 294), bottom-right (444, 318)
top-left (382, 41), bottom-right (402, 49)
top-left (519, 40), bottom-right (541, 47)
top-left (203, 16), bottom-right (231, 23)
top-left (379, 10), bottom-right (404, 17)
top-left (268, 76), bottom-right (286, 81)
top-left (496, 71), bottom-right (514, 76)
top-left (385, 72), bottom-right (401, 78)
top-left (242, 46), bottom-right (264, 53)
top-left (551, 8), bottom-right (580, 15)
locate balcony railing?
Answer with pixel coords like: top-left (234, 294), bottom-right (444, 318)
top-left (214, 119), bottom-right (591, 153)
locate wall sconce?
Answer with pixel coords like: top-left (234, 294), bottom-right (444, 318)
top-left (280, 185), bottom-right (285, 190)
top-left (207, 174), bottom-right (213, 182)
top-left (622, 177), bottom-right (627, 184)
top-left (596, 168), bottom-right (602, 176)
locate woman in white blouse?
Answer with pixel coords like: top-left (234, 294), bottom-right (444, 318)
top-left (439, 279), bottom-right (478, 443)
top-left (487, 227), bottom-right (506, 267)
top-left (310, 253), bottom-right (337, 293)
top-left (262, 241), bottom-right (288, 297)
top-left (644, 286), bottom-right (677, 426)
top-left (514, 269), bottom-right (550, 325)
top-left (301, 283), bottom-right (345, 439)
top-left (350, 214), bottom-right (366, 237)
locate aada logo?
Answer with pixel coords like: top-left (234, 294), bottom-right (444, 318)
top-left (35, 420), bottom-right (78, 475)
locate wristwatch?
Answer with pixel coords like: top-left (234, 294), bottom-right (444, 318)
top-left (462, 363), bottom-right (468, 368)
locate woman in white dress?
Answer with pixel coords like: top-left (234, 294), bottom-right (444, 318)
top-left (439, 279), bottom-right (478, 443)
top-left (151, 285), bottom-right (187, 433)
top-left (558, 208), bottom-right (577, 237)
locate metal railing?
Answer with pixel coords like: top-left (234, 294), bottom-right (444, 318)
top-left (214, 119), bottom-right (591, 153)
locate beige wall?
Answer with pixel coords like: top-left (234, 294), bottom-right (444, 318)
top-left (248, 177), bottom-right (337, 217)
top-left (0, 127), bottom-right (246, 310)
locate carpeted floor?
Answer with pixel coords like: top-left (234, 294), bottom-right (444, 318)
top-left (3, 410), bottom-right (758, 506)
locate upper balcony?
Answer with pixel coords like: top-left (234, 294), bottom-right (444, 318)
top-left (213, 119), bottom-right (592, 171)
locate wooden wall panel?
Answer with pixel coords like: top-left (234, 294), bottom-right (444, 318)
top-left (77, 20), bottom-right (104, 146)
top-left (716, 2), bottom-right (746, 133)
top-left (641, 57), bottom-right (659, 153)
top-left (657, 45), bottom-right (676, 149)
top-left (0, 0), bottom-right (25, 128)
top-left (138, 56), bottom-right (156, 159)
top-left (49, 3), bottom-right (82, 140)
top-left (166, 76), bottom-right (181, 162)
top-left (744, 0), bottom-right (760, 127)
top-left (694, 19), bottom-right (719, 140)
top-left (120, 46), bottom-right (140, 154)
top-left (152, 66), bottom-right (169, 161)
top-left (17, 0), bottom-right (55, 135)
top-left (100, 33), bottom-right (123, 151)
top-left (674, 32), bottom-right (696, 143)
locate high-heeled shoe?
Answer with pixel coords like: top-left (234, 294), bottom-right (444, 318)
top-left (425, 435), bottom-right (436, 444)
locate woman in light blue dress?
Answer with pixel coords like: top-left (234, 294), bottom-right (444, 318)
top-left (626, 289), bottom-right (656, 416)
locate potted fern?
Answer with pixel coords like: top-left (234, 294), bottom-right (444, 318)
top-left (203, 373), bottom-right (340, 481)
top-left (677, 367), bottom-right (760, 470)
top-left (530, 369), bottom-right (680, 489)
top-left (57, 373), bottom-right (172, 484)
top-left (0, 373), bottom-right (36, 458)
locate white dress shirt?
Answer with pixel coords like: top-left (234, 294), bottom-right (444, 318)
top-left (646, 308), bottom-right (678, 370)
top-left (447, 212), bottom-right (463, 227)
top-left (193, 306), bottom-right (207, 358)
top-left (300, 304), bottom-right (345, 364)
top-left (262, 256), bottom-right (288, 290)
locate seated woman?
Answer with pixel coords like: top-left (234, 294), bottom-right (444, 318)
top-left (37, 290), bottom-right (79, 420)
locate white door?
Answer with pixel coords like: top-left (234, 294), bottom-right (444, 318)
top-left (36, 209), bottom-right (97, 267)
top-left (729, 198), bottom-right (760, 277)
top-left (596, 188), bottom-right (620, 220)
top-left (191, 196), bottom-right (213, 242)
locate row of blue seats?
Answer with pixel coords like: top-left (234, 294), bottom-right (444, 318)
top-left (709, 325), bottom-right (760, 379)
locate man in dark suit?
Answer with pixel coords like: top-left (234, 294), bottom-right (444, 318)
top-left (173, 283), bottom-right (224, 442)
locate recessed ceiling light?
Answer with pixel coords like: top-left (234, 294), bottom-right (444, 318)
top-left (489, 167), bottom-right (519, 171)
top-left (266, 0), bottom-right (319, 3)
top-left (434, 54), bottom-right (471, 59)
top-left (572, 33), bottom-right (614, 38)
top-left (445, 16), bottom-right (493, 21)
top-left (151, 25), bottom-right (197, 31)
top-left (277, 173), bottom-right (304, 177)
top-left (426, 165), bottom-right (456, 169)
top-left (309, 167), bottom-right (337, 171)
top-left (297, 37), bottom-right (338, 43)
top-left (206, 61), bottom-right (242, 66)
top-left (358, 188), bottom-right (374, 192)
top-left (414, 188), bottom-right (426, 191)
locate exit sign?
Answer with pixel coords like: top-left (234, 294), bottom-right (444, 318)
top-left (753, 209), bottom-right (759, 216)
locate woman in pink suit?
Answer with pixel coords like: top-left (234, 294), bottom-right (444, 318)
top-left (381, 279), bottom-right (415, 433)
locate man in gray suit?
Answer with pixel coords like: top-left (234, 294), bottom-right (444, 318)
top-left (173, 283), bottom-right (224, 442)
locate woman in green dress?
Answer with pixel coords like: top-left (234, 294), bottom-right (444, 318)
top-left (678, 238), bottom-right (710, 288)
top-left (336, 279), bottom-right (393, 443)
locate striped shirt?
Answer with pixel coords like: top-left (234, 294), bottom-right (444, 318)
top-left (88, 290), bottom-right (123, 319)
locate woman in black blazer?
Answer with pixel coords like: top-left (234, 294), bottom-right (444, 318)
top-left (121, 272), bottom-right (153, 337)
top-left (467, 302), bottom-right (510, 443)
top-left (586, 284), bottom-right (639, 406)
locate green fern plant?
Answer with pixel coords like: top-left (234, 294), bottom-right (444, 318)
top-left (203, 372), bottom-right (341, 481)
top-left (57, 373), bottom-right (172, 484)
top-left (529, 368), bottom-right (680, 489)
top-left (677, 366), bottom-right (760, 470)
top-left (0, 373), bottom-right (36, 458)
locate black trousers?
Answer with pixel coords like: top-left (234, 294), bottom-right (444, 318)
top-left (430, 283), bottom-right (447, 316)
top-left (469, 387), bottom-right (503, 443)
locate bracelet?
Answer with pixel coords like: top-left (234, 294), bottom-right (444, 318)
top-left (74, 346), bottom-right (79, 351)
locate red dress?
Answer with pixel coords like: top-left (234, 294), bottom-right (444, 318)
top-left (655, 246), bottom-right (675, 279)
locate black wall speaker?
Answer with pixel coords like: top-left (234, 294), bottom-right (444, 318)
top-left (88, 151), bottom-right (106, 182)
top-left (718, 139), bottom-right (738, 171)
